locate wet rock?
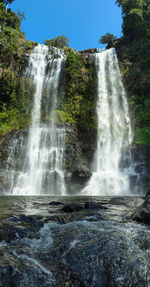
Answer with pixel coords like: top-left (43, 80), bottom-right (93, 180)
top-left (145, 189), bottom-right (150, 198)
top-left (84, 202), bottom-right (108, 210)
top-left (133, 192), bottom-right (150, 224)
top-left (108, 198), bottom-right (125, 206)
top-left (0, 130), bottom-right (28, 192)
top-left (61, 204), bottom-right (84, 212)
top-left (64, 124), bottom-right (96, 194)
top-left (109, 197), bottom-right (144, 209)
top-left (0, 223), bottom-right (30, 242)
top-left (6, 215), bottom-right (44, 232)
top-left (18, 215), bottom-right (44, 228)
top-left (0, 265), bottom-right (14, 287)
top-left (130, 145), bottom-right (150, 194)
top-left (49, 201), bottom-right (63, 206)
top-left (72, 166), bottom-right (91, 180)
top-left (0, 198), bottom-right (149, 286)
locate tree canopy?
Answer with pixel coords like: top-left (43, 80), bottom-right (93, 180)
top-left (17, 9), bottom-right (26, 22)
top-left (0, 0), bottom-right (15, 6)
top-left (44, 35), bottom-right (69, 49)
top-left (115, 0), bottom-right (150, 40)
top-left (115, 0), bottom-right (150, 145)
top-left (99, 33), bottom-right (117, 46)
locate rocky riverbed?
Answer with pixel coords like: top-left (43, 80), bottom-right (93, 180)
top-left (0, 195), bottom-right (149, 287)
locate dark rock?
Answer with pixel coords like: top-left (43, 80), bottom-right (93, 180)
top-left (133, 194), bottom-right (150, 224)
top-left (109, 198), bottom-right (125, 206)
top-left (64, 124), bottom-right (95, 194)
top-left (71, 166), bottom-right (92, 189)
top-left (72, 167), bottom-right (91, 180)
top-left (0, 265), bottom-right (15, 287)
top-left (79, 48), bottom-right (100, 54)
top-left (118, 145), bottom-right (150, 195)
top-left (61, 204), bottom-right (84, 212)
top-left (20, 215), bottom-right (43, 227)
top-left (145, 189), bottom-right (150, 198)
top-left (49, 201), bottom-right (63, 206)
top-left (129, 145), bottom-right (150, 194)
top-left (0, 224), bottom-right (30, 242)
top-left (84, 202), bottom-right (108, 210)
top-left (0, 199), bottom-right (149, 286)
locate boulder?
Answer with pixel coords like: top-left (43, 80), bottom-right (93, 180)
top-left (145, 189), bottom-right (150, 198)
top-left (49, 201), bottom-right (63, 206)
top-left (133, 190), bottom-right (150, 224)
top-left (61, 204), bottom-right (84, 212)
top-left (72, 166), bottom-right (91, 181)
top-left (84, 202), bottom-right (108, 210)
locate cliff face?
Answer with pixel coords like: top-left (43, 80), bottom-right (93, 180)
top-left (0, 2), bottom-right (150, 194)
top-left (0, 41), bottom-right (97, 193)
top-left (0, 4), bottom-right (98, 193)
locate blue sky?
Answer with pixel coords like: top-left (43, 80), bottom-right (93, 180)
top-left (11, 0), bottom-right (122, 51)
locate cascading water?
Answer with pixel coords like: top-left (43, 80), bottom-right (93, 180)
top-left (82, 48), bottom-right (135, 196)
top-left (6, 44), bottom-right (66, 195)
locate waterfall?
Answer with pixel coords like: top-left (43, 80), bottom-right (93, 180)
top-left (7, 44), bottom-right (66, 195)
top-left (82, 48), bottom-right (134, 196)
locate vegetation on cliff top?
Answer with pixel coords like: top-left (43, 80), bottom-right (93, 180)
top-left (115, 0), bottom-right (150, 145)
top-left (45, 35), bottom-right (69, 49)
top-left (0, 2), bottom-right (35, 135)
top-left (99, 33), bottom-right (117, 48)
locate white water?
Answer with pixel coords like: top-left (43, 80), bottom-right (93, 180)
top-left (82, 48), bottom-right (134, 196)
top-left (11, 44), bottom-right (66, 195)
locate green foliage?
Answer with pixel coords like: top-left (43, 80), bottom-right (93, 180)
top-left (0, 70), bottom-right (16, 105)
top-left (0, 3), bottom-right (36, 69)
top-left (99, 33), bottom-right (117, 45)
top-left (0, 105), bottom-right (30, 134)
top-left (116, 0), bottom-right (150, 40)
top-left (0, 3), bottom-right (35, 136)
top-left (61, 51), bottom-right (97, 135)
top-left (134, 126), bottom-right (150, 146)
top-left (0, 0), bottom-right (15, 7)
top-left (116, 0), bottom-right (150, 145)
top-left (45, 35), bottom-right (69, 49)
top-left (0, 71), bottom-right (34, 135)
top-left (0, 4), bottom-right (28, 68)
top-left (23, 41), bottom-right (36, 50)
top-left (0, 3), bottom-right (21, 30)
top-left (0, 25), bottom-right (21, 67)
top-left (55, 110), bottom-right (76, 125)
top-left (64, 47), bottom-right (74, 55)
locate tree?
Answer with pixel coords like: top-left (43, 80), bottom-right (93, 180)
top-left (0, 0), bottom-right (15, 6)
top-left (17, 9), bottom-right (26, 22)
top-left (115, 0), bottom-right (149, 40)
top-left (0, 0), bottom-right (15, 11)
top-left (99, 33), bottom-right (117, 47)
top-left (44, 35), bottom-right (69, 49)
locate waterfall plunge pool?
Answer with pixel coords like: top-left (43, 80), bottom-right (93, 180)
top-left (0, 195), bottom-right (144, 219)
top-left (0, 195), bottom-right (149, 286)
